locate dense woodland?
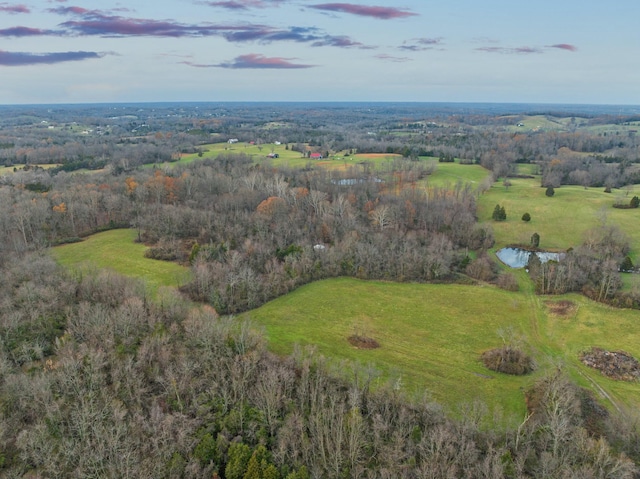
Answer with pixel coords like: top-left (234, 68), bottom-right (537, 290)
top-left (1, 103), bottom-right (640, 476)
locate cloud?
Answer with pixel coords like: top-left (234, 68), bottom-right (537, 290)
top-left (0, 50), bottom-right (105, 66)
top-left (49, 6), bottom-right (365, 47)
top-left (547, 43), bottom-right (577, 52)
top-left (203, 0), bottom-right (285, 9)
top-left (0, 3), bottom-right (29, 14)
top-left (309, 3), bottom-right (418, 19)
top-left (0, 26), bottom-right (61, 37)
top-left (222, 25), bottom-right (364, 48)
top-left (185, 53), bottom-right (315, 69)
top-left (54, 8), bottom-right (224, 37)
top-left (476, 46), bottom-right (542, 54)
top-left (375, 53), bottom-right (411, 62)
top-left (52, 6), bottom-right (248, 37)
top-left (399, 37), bottom-right (443, 51)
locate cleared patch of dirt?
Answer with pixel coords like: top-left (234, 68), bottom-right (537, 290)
top-left (348, 335), bottom-right (380, 349)
top-left (545, 299), bottom-right (577, 317)
top-left (580, 347), bottom-right (640, 381)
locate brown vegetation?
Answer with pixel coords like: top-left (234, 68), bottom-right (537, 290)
top-left (545, 299), bottom-right (577, 316)
top-left (347, 334), bottom-right (380, 349)
top-left (580, 347), bottom-right (640, 381)
top-left (481, 346), bottom-right (535, 375)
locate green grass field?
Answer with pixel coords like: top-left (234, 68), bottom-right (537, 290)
top-left (51, 229), bottom-right (191, 297)
top-left (241, 277), bottom-right (640, 419)
top-left (424, 160), bottom-right (491, 187)
top-left (477, 178), bottom-right (640, 260)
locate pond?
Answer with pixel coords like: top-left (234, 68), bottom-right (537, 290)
top-left (496, 247), bottom-right (564, 269)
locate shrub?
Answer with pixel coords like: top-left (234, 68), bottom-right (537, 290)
top-left (620, 255), bottom-right (634, 272)
top-left (492, 204), bottom-right (506, 221)
top-left (545, 186), bottom-right (555, 197)
top-left (481, 346), bottom-right (535, 375)
top-left (521, 212), bottom-right (531, 222)
top-left (495, 272), bottom-right (519, 291)
top-left (530, 232), bottom-right (540, 248)
top-left (631, 196), bottom-right (640, 208)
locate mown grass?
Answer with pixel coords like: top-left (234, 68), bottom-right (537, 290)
top-left (243, 277), bottom-right (535, 419)
top-left (243, 277), bottom-right (640, 419)
top-left (424, 160), bottom-right (491, 188)
top-left (477, 177), bottom-right (640, 260)
top-left (51, 229), bottom-right (191, 297)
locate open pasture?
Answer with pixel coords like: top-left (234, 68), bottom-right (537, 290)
top-left (478, 177), bottom-right (640, 260)
top-left (423, 159), bottom-right (491, 187)
top-left (243, 277), bottom-right (640, 418)
top-left (51, 229), bottom-right (191, 297)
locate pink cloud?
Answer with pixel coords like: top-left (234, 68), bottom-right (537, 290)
top-left (217, 53), bottom-right (315, 68)
top-left (204, 0), bottom-right (285, 9)
top-left (0, 3), bottom-right (29, 13)
top-left (548, 43), bottom-right (578, 52)
top-left (310, 3), bottom-right (418, 19)
top-left (0, 26), bottom-right (61, 36)
top-left (476, 46), bottom-right (541, 54)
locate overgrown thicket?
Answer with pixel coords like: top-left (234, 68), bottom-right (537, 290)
top-left (526, 222), bottom-right (640, 306)
top-left (0, 254), bottom-right (637, 478)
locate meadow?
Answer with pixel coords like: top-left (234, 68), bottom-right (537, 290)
top-left (51, 228), bottom-right (191, 297)
top-left (476, 177), bottom-right (640, 261)
top-left (242, 276), bottom-right (640, 419)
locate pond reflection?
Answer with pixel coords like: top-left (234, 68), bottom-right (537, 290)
top-left (496, 247), bottom-right (564, 268)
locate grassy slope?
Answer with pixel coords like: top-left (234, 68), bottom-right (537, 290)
top-left (244, 278), bottom-right (534, 418)
top-left (243, 277), bottom-right (640, 419)
top-left (51, 229), bottom-right (191, 296)
top-left (477, 177), bottom-right (640, 260)
top-left (425, 160), bottom-right (490, 187)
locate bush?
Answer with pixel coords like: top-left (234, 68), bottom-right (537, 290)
top-left (492, 204), bottom-right (506, 221)
top-left (481, 346), bottom-right (535, 375)
top-left (521, 212), bottom-right (531, 222)
top-left (495, 273), bottom-right (519, 291)
top-left (530, 232), bottom-right (540, 248)
top-left (545, 186), bottom-right (555, 197)
top-left (620, 255), bottom-right (634, 272)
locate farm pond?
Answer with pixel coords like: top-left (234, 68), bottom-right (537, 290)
top-left (496, 247), bottom-right (564, 269)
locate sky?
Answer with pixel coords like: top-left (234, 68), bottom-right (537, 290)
top-left (0, 0), bottom-right (638, 105)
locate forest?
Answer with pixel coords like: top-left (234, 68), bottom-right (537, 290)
top-left (1, 102), bottom-right (640, 477)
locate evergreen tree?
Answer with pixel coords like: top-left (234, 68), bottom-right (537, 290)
top-left (621, 255), bottom-right (634, 272)
top-left (522, 212), bottom-right (531, 222)
top-left (226, 443), bottom-right (252, 479)
top-left (492, 204), bottom-right (507, 221)
top-left (531, 232), bottom-right (540, 248)
top-left (545, 186), bottom-right (555, 197)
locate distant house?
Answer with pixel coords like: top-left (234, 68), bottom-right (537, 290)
top-left (310, 152), bottom-right (323, 159)
top-left (228, 138), bottom-right (239, 144)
